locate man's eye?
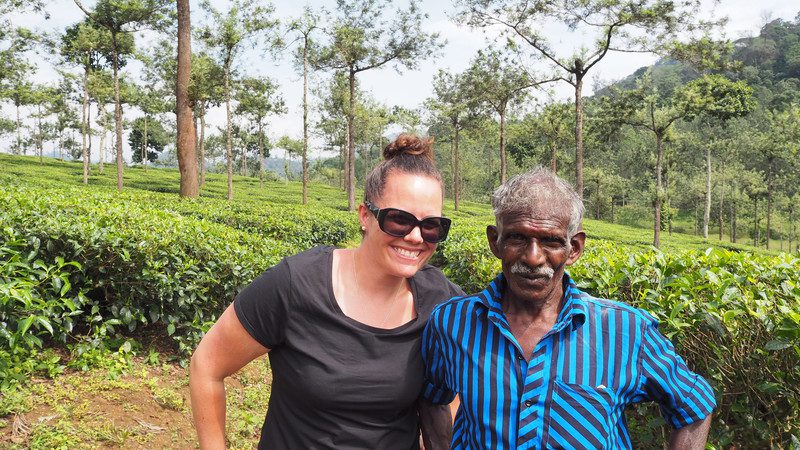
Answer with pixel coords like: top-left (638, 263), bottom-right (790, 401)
top-left (542, 237), bottom-right (564, 247)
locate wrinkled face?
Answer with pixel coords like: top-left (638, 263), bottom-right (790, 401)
top-left (359, 171), bottom-right (444, 279)
top-left (487, 207), bottom-right (585, 307)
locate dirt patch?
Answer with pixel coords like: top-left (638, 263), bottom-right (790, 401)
top-left (0, 356), bottom-right (272, 450)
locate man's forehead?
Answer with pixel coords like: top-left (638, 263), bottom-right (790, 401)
top-left (498, 204), bottom-right (571, 227)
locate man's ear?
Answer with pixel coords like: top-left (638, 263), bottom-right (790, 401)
top-left (486, 225), bottom-right (501, 258)
top-left (566, 231), bottom-right (586, 265)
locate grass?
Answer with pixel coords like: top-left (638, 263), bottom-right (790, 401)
top-left (0, 353), bottom-right (272, 449)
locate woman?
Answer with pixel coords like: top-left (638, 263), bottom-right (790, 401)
top-left (190, 134), bottom-right (462, 449)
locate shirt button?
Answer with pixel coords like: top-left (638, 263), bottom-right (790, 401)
top-left (525, 400), bottom-right (532, 407)
top-left (517, 355), bottom-right (524, 361)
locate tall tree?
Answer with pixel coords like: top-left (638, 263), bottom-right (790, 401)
top-left (506, 102), bottom-right (573, 174)
top-left (198, 0), bottom-right (279, 200)
top-left (73, 0), bottom-right (171, 191)
top-left (187, 53), bottom-right (225, 187)
top-left (465, 48), bottom-right (556, 184)
top-left (61, 20), bottom-right (118, 183)
top-left (28, 84), bottom-right (58, 163)
top-left (315, 70), bottom-right (352, 189)
top-left (748, 106), bottom-right (800, 249)
top-left (455, 0), bottom-right (716, 198)
top-left (680, 74), bottom-right (756, 239)
top-left (88, 69), bottom-right (114, 172)
top-left (176, 0), bottom-right (198, 197)
top-left (315, 0), bottom-right (444, 211)
top-left (426, 69), bottom-right (481, 210)
top-left (597, 69), bottom-right (693, 247)
top-left (235, 76), bottom-right (285, 187)
top-left (0, 28), bottom-right (36, 156)
top-left (287, 7), bottom-right (318, 204)
top-left (131, 77), bottom-right (169, 171)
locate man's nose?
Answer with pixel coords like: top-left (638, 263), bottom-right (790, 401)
top-left (522, 239), bottom-right (546, 266)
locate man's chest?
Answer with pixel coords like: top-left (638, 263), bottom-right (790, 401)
top-left (446, 322), bottom-right (642, 449)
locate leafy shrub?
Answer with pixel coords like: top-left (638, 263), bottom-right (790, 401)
top-left (0, 180), bottom-right (292, 356)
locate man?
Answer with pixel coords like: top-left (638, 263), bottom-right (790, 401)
top-left (422, 168), bottom-right (715, 449)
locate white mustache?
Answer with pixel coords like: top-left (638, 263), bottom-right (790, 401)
top-left (510, 262), bottom-right (554, 278)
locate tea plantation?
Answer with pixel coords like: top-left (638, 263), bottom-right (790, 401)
top-left (1, 155), bottom-right (798, 448)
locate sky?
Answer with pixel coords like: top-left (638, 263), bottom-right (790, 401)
top-left (4, 0), bottom-right (800, 161)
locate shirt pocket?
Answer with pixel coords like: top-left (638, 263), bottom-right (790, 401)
top-left (545, 380), bottom-right (615, 449)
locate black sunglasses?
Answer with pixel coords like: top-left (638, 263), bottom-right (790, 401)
top-left (364, 200), bottom-right (451, 243)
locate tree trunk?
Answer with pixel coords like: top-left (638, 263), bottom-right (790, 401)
top-left (766, 177), bottom-right (773, 250)
top-left (302, 37), bottom-right (309, 205)
top-left (789, 205), bottom-right (795, 252)
top-left (15, 101), bottom-right (23, 155)
top-left (766, 193), bottom-right (772, 250)
top-left (242, 141), bottom-right (248, 177)
top-left (653, 133), bottom-right (664, 248)
top-left (753, 197), bottom-right (759, 247)
top-left (451, 118), bottom-right (460, 211)
top-left (225, 59), bottom-right (233, 200)
top-left (346, 69), bottom-right (357, 211)
top-left (788, 205), bottom-right (795, 252)
top-left (176, 0), bottom-right (198, 198)
top-left (574, 74), bottom-right (584, 198)
top-left (112, 34), bottom-right (124, 191)
top-left (339, 142), bottom-right (345, 190)
top-left (37, 105), bottom-right (43, 163)
top-left (718, 186), bottom-right (724, 241)
top-left (87, 101), bottom-right (92, 169)
top-left (143, 115), bottom-right (148, 171)
top-left (81, 68), bottom-right (89, 183)
top-left (595, 178), bottom-right (601, 220)
top-left (499, 109), bottom-right (507, 185)
top-left (199, 107), bottom-right (206, 186)
top-left (731, 198), bottom-right (737, 243)
top-left (703, 145), bottom-right (711, 239)
top-left (258, 121), bottom-right (265, 187)
top-left (98, 103), bottom-right (106, 174)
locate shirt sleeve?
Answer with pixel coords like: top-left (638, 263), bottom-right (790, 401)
top-left (233, 258), bottom-right (292, 349)
top-left (638, 320), bottom-right (717, 428)
top-left (421, 304), bottom-right (456, 405)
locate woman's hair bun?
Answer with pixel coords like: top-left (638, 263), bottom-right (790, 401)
top-left (383, 133), bottom-right (434, 161)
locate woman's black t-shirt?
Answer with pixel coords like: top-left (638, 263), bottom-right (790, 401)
top-left (233, 246), bottom-right (463, 449)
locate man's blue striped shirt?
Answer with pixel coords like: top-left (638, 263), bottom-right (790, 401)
top-left (421, 273), bottom-right (716, 449)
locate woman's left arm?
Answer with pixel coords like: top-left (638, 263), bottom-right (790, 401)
top-left (419, 399), bottom-right (452, 450)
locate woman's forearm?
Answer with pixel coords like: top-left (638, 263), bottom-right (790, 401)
top-left (190, 368), bottom-right (228, 449)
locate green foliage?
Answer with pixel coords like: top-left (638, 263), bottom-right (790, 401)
top-left (1, 155), bottom-right (797, 446)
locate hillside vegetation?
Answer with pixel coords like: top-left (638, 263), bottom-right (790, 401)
top-left (1, 155), bottom-right (798, 447)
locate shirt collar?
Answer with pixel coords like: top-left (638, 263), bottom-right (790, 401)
top-left (479, 272), bottom-right (588, 332)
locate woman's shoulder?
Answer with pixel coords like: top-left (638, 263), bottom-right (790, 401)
top-left (413, 264), bottom-right (464, 302)
top-left (282, 245), bottom-right (334, 267)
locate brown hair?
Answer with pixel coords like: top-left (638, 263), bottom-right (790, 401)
top-left (363, 133), bottom-right (443, 204)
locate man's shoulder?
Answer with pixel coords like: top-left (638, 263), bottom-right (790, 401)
top-left (575, 289), bottom-right (658, 326)
top-left (429, 291), bottom-right (488, 324)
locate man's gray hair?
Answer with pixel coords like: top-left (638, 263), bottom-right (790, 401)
top-left (491, 167), bottom-right (585, 238)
